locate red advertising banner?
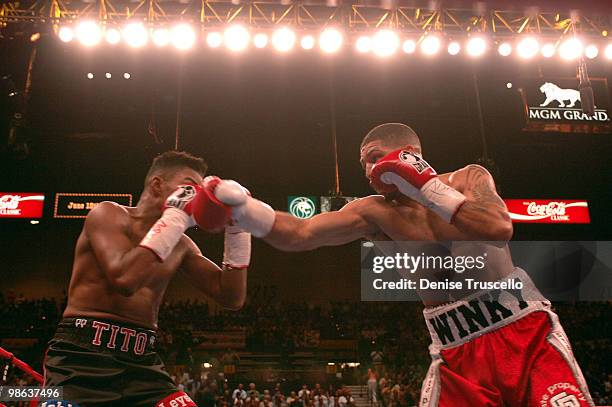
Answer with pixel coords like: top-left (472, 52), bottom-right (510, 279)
top-left (504, 199), bottom-right (590, 224)
top-left (0, 193), bottom-right (45, 218)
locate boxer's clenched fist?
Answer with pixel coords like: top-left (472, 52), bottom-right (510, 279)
top-left (370, 149), bottom-right (466, 223)
top-left (163, 184), bottom-right (201, 228)
top-left (194, 177), bottom-right (233, 233)
top-left (212, 179), bottom-right (276, 238)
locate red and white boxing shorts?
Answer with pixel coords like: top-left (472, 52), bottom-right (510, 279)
top-left (419, 268), bottom-right (593, 407)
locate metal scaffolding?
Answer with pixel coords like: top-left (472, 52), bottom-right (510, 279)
top-left (0, 0), bottom-right (610, 39)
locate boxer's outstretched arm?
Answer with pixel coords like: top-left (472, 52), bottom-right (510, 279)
top-left (85, 202), bottom-right (162, 296)
top-left (264, 199), bottom-right (378, 251)
top-left (180, 238), bottom-right (247, 310)
top-left (453, 165), bottom-right (513, 241)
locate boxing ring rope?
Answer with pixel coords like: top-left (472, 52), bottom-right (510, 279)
top-left (0, 347), bottom-right (43, 407)
top-left (0, 347), bottom-right (43, 384)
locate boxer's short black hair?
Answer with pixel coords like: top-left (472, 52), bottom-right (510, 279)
top-left (145, 150), bottom-right (207, 184)
top-left (360, 123), bottom-right (421, 152)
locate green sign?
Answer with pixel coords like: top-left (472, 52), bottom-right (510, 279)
top-left (288, 196), bottom-right (318, 219)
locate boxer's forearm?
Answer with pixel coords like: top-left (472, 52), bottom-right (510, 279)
top-left (215, 267), bottom-right (248, 310)
top-left (263, 210), bottom-right (373, 251)
top-left (263, 212), bottom-right (318, 251)
top-left (453, 202), bottom-right (513, 241)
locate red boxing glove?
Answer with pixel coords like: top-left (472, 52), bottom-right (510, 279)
top-left (370, 149), bottom-right (437, 194)
top-left (193, 176), bottom-right (233, 233)
top-left (370, 149), bottom-right (466, 223)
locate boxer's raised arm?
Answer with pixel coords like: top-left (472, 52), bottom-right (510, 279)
top-left (264, 200), bottom-right (377, 251)
top-left (85, 202), bottom-right (160, 296)
top-left (453, 165), bottom-right (513, 241)
top-left (180, 236), bottom-right (247, 310)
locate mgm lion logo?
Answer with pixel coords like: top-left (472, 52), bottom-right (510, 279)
top-left (289, 196), bottom-right (316, 219)
top-left (539, 82), bottom-right (583, 108)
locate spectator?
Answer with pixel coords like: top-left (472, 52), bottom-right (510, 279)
top-left (233, 383), bottom-right (248, 404)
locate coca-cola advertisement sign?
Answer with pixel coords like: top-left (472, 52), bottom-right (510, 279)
top-left (504, 199), bottom-right (590, 224)
top-left (0, 192), bottom-right (45, 218)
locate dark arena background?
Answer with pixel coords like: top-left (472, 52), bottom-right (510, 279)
top-left (0, 0), bottom-right (611, 406)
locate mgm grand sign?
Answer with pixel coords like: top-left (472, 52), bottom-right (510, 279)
top-left (520, 77), bottom-right (611, 133)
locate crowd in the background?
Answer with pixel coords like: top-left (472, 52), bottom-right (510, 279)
top-left (171, 379), bottom-right (358, 407)
top-left (0, 288), bottom-right (610, 405)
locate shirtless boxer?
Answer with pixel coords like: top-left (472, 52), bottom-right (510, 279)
top-left (44, 151), bottom-right (250, 406)
top-left (207, 124), bottom-right (593, 407)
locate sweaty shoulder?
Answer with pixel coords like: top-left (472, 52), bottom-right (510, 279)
top-left (446, 164), bottom-right (495, 192)
top-left (84, 201), bottom-right (130, 230)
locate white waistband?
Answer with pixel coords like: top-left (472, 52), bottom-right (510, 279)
top-left (423, 267), bottom-right (551, 351)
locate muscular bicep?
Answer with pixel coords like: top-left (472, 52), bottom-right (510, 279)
top-left (266, 200), bottom-right (378, 251)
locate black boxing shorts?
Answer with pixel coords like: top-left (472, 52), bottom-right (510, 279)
top-left (43, 317), bottom-right (196, 407)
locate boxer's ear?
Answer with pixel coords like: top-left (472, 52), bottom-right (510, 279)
top-left (149, 176), bottom-right (164, 197)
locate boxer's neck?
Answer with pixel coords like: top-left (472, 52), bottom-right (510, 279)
top-left (134, 190), bottom-right (163, 224)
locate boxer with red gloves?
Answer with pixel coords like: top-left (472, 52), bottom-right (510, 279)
top-left (209, 123), bottom-right (593, 407)
top-left (45, 151), bottom-right (249, 407)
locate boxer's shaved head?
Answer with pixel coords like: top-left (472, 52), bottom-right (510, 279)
top-left (145, 150), bottom-right (207, 187)
top-left (361, 123), bottom-right (421, 153)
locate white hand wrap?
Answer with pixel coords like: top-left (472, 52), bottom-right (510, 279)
top-left (215, 180), bottom-right (276, 238)
top-left (223, 225), bottom-right (251, 269)
top-left (139, 207), bottom-right (194, 261)
top-left (383, 172), bottom-right (466, 223)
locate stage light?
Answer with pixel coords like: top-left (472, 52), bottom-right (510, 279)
top-left (87, 73), bottom-right (94, 79)
top-left (272, 27), bottom-right (296, 52)
top-left (224, 25), bottom-right (250, 52)
top-left (506, 82), bottom-right (512, 89)
top-left (30, 33), bottom-right (41, 42)
top-left (420, 35), bottom-right (441, 55)
top-left (301, 35), bottom-right (315, 50)
top-left (206, 32), bottom-right (223, 48)
top-left (319, 28), bottom-right (343, 53)
top-left (447, 41), bottom-right (460, 55)
top-left (497, 42), bottom-right (512, 56)
top-left (605, 43), bottom-right (612, 60)
top-left (516, 37), bottom-right (539, 59)
top-left (124, 73), bottom-right (131, 79)
top-left (105, 28), bottom-right (121, 45)
top-left (541, 43), bottom-right (556, 58)
top-left (170, 24), bottom-right (196, 50)
top-left (152, 28), bottom-right (170, 47)
top-left (584, 44), bottom-right (598, 59)
top-left (105, 72), bottom-right (112, 79)
top-left (123, 22), bottom-right (148, 48)
top-left (372, 29), bottom-right (399, 57)
top-left (253, 33), bottom-right (268, 49)
top-left (356, 36), bottom-right (371, 53)
top-left (58, 26), bottom-right (74, 43)
top-left (559, 38), bottom-right (583, 60)
top-left (402, 39), bottom-right (416, 54)
top-left (76, 21), bottom-right (102, 47)
top-left (466, 37), bottom-right (486, 57)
